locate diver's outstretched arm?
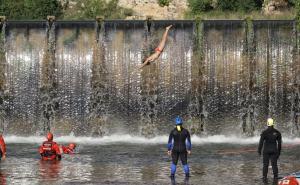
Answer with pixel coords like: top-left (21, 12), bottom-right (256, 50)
top-left (140, 25), bottom-right (173, 69)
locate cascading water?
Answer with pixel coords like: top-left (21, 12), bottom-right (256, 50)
top-left (253, 20), bottom-right (297, 133)
top-left (202, 20), bottom-right (246, 135)
top-left (54, 21), bottom-right (94, 135)
top-left (3, 21), bottom-right (46, 134)
top-left (0, 19), bottom-right (298, 137)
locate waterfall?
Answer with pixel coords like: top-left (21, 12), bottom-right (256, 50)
top-left (203, 20), bottom-right (246, 135)
top-left (0, 19), bottom-right (298, 136)
top-left (253, 20), bottom-right (296, 132)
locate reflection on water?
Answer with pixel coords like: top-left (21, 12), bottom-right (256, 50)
top-left (0, 142), bottom-right (300, 185)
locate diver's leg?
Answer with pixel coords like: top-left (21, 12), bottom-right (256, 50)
top-left (156, 25), bottom-right (172, 51)
top-left (171, 151), bottom-right (179, 177)
top-left (263, 153), bottom-right (270, 181)
top-left (270, 153), bottom-right (278, 179)
top-left (180, 151), bottom-right (189, 177)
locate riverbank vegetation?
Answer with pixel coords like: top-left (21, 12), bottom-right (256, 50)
top-left (186, 0), bottom-right (298, 19)
top-left (0, 0), bottom-right (132, 20)
top-left (0, 0), bottom-right (299, 20)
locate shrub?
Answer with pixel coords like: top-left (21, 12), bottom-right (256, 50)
top-left (188, 0), bottom-right (213, 14)
top-left (237, 0), bottom-right (262, 12)
top-left (217, 0), bottom-right (262, 12)
top-left (24, 0), bottom-right (63, 19)
top-left (157, 0), bottom-right (171, 7)
top-left (0, 0), bottom-right (63, 19)
top-left (0, 0), bottom-right (26, 19)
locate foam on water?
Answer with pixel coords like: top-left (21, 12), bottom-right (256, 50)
top-left (4, 134), bottom-right (300, 145)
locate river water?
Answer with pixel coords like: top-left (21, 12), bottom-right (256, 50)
top-left (0, 135), bottom-right (299, 185)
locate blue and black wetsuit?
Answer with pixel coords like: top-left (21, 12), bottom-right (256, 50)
top-left (167, 126), bottom-right (191, 177)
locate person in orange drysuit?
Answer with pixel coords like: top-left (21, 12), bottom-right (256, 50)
top-left (39, 132), bottom-right (61, 161)
top-left (61, 143), bottom-right (76, 154)
top-left (278, 176), bottom-right (299, 185)
top-left (0, 134), bottom-right (6, 160)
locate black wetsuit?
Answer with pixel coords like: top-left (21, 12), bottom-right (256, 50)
top-left (258, 126), bottom-right (282, 179)
top-left (168, 126), bottom-right (191, 165)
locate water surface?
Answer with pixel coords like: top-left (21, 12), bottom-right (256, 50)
top-left (1, 135), bottom-right (300, 185)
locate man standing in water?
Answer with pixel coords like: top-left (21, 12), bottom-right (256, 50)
top-left (39, 132), bottom-right (62, 161)
top-left (258, 118), bottom-right (282, 183)
top-left (167, 116), bottom-right (191, 178)
top-left (139, 25), bottom-right (173, 69)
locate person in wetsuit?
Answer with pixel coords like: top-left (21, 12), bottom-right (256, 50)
top-left (167, 116), bottom-right (191, 178)
top-left (39, 132), bottom-right (61, 161)
top-left (61, 143), bottom-right (76, 154)
top-left (258, 118), bottom-right (282, 183)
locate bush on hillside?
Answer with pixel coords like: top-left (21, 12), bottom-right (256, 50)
top-left (217, 0), bottom-right (262, 12)
top-left (24, 0), bottom-right (63, 19)
top-left (187, 0), bottom-right (263, 14)
top-left (188, 0), bottom-right (213, 14)
top-left (0, 0), bottom-right (63, 19)
top-left (0, 0), bottom-right (26, 19)
top-left (157, 0), bottom-right (171, 7)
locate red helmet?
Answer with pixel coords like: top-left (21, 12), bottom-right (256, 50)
top-left (69, 143), bottom-right (76, 150)
top-left (47, 132), bottom-right (53, 141)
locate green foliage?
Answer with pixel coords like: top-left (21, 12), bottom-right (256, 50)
top-left (0, 0), bottom-right (133, 20)
top-left (0, 0), bottom-right (26, 19)
top-left (288, 0), bottom-right (300, 6)
top-left (188, 0), bottom-right (213, 14)
top-left (217, 0), bottom-right (236, 11)
top-left (0, 0), bottom-right (63, 19)
top-left (296, 0), bottom-right (300, 31)
top-left (187, 0), bottom-right (262, 14)
top-left (157, 0), bottom-right (171, 7)
top-left (217, 0), bottom-right (262, 12)
top-left (67, 0), bottom-right (133, 20)
top-left (24, 0), bottom-right (63, 19)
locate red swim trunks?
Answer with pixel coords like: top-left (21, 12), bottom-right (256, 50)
top-left (155, 47), bottom-right (162, 53)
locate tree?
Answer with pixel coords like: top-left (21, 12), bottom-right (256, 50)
top-left (0, 0), bottom-right (63, 20)
top-left (217, 0), bottom-right (262, 12)
top-left (0, 0), bottom-right (25, 19)
top-left (187, 0), bottom-right (213, 14)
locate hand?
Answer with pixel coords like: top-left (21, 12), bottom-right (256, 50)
top-left (2, 153), bottom-right (6, 160)
top-left (166, 25), bottom-right (173, 30)
top-left (139, 60), bottom-right (149, 69)
top-left (187, 150), bottom-right (191, 155)
top-left (167, 151), bottom-right (171, 156)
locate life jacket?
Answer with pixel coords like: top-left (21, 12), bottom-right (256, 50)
top-left (278, 176), bottom-right (299, 185)
top-left (40, 141), bottom-right (58, 160)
